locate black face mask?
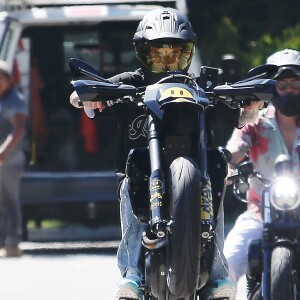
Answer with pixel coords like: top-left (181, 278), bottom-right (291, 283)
top-left (271, 93), bottom-right (300, 117)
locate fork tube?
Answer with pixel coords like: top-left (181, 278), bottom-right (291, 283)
top-left (263, 188), bottom-right (271, 224)
top-left (199, 113), bottom-right (207, 177)
top-left (262, 189), bottom-right (272, 300)
top-left (262, 225), bottom-right (272, 300)
top-left (148, 115), bottom-right (166, 237)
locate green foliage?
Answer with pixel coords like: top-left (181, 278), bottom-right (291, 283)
top-left (27, 219), bottom-right (77, 229)
top-left (278, 24), bottom-right (300, 49)
top-left (248, 23), bottom-right (300, 67)
top-left (187, 0), bottom-right (300, 75)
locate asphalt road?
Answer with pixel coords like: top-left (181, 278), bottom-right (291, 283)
top-left (0, 226), bottom-right (247, 300)
top-left (0, 241), bottom-right (121, 300)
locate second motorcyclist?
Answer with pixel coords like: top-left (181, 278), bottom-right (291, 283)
top-left (224, 48), bottom-right (300, 286)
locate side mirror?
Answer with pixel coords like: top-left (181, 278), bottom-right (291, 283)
top-left (247, 64), bottom-right (278, 79)
top-left (69, 58), bottom-right (111, 83)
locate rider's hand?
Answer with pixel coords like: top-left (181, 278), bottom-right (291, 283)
top-left (70, 91), bottom-right (106, 112)
top-left (225, 166), bottom-right (235, 186)
top-left (83, 100), bottom-right (106, 112)
top-left (238, 100), bottom-right (265, 127)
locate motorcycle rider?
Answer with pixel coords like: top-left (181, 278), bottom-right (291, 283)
top-left (70, 8), bottom-right (235, 300)
top-left (224, 48), bottom-right (300, 285)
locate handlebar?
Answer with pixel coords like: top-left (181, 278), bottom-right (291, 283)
top-left (69, 58), bottom-right (276, 110)
top-left (71, 79), bottom-right (141, 104)
top-left (71, 73), bottom-right (200, 106)
top-left (227, 159), bottom-right (269, 203)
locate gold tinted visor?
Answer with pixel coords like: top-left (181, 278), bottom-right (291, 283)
top-left (136, 41), bottom-right (195, 73)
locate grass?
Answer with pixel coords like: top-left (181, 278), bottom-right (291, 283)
top-left (27, 219), bottom-right (79, 229)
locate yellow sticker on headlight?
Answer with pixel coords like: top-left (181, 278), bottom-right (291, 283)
top-left (161, 87), bottom-right (193, 98)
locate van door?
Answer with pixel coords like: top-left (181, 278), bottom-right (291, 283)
top-left (0, 17), bottom-right (22, 69)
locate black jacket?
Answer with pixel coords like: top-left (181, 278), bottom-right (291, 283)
top-left (105, 69), bottom-right (148, 175)
top-left (99, 68), bottom-right (238, 174)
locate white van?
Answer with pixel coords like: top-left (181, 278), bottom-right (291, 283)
top-left (0, 0), bottom-right (200, 237)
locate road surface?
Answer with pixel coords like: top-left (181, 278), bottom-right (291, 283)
top-left (0, 241), bottom-right (120, 300)
top-left (0, 226), bottom-right (247, 300)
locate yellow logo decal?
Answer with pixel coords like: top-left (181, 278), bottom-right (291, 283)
top-left (201, 181), bottom-right (213, 219)
top-left (161, 87), bottom-right (193, 98)
top-left (150, 192), bottom-right (163, 202)
top-left (150, 179), bottom-right (163, 191)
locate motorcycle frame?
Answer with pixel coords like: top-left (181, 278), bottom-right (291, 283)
top-left (139, 80), bottom-right (213, 298)
top-left (230, 158), bottom-right (300, 300)
top-left (250, 183), bottom-right (300, 300)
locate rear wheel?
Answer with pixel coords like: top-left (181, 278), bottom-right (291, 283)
top-left (271, 246), bottom-right (295, 300)
top-left (167, 157), bottom-right (202, 298)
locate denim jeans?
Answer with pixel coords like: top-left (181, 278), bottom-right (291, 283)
top-left (0, 151), bottom-right (25, 248)
top-left (117, 177), bottom-right (229, 285)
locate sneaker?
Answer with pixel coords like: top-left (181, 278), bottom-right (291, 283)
top-left (0, 246), bottom-right (23, 258)
top-left (115, 278), bottom-right (143, 300)
top-left (199, 278), bottom-right (236, 300)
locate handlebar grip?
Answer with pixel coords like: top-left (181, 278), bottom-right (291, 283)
top-left (226, 170), bottom-right (240, 181)
top-left (70, 91), bottom-right (84, 108)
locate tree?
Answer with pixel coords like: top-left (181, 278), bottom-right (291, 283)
top-left (187, 0), bottom-right (300, 72)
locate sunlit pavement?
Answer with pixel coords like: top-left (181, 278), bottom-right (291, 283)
top-left (0, 224), bottom-right (248, 300)
top-left (0, 253), bottom-right (120, 300)
top-left (0, 243), bottom-right (247, 300)
top-left (0, 226), bottom-right (121, 300)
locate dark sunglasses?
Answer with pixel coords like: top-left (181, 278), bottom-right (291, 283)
top-left (276, 79), bottom-right (300, 90)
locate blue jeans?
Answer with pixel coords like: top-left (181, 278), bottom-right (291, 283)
top-left (117, 177), bottom-right (228, 285)
top-left (0, 151), bottom-right (25, 248)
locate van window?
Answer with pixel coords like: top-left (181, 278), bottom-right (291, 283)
top-left (21, 20), bottom-right (139, 172)
top-left (63, 30), bottom-right (101, 72)
top-left (0, 22), bottom-right (6, 42)
top-left (63, 22), bottom-right (139, 78)
top-left (0, 26), bottom-right (13, 60)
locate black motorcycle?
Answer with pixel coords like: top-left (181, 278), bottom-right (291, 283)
top-left (69, 58), bottom-right (275, 300)
top-left (228, 153), bottom-right (300, 300)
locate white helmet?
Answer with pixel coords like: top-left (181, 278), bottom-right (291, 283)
top-left (267, 49), bottom-right (300, 79)
top-left (267, 49), bottom-right (300, 66)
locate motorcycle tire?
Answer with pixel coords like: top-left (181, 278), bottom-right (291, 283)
top-left (270, 246), bottom-right (295, 300)
top-left (247, 283), bottom-right (262, 300)
top-left (167, 157), bottom-right (202, 298)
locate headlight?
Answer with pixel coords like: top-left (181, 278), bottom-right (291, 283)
top-left (270, 178), bottom-right (300, 210)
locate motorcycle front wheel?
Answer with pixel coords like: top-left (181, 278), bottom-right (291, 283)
top-left (271, 246), bottom-right (295, 300)
top-left (167, 157), bottom-right (202, 299)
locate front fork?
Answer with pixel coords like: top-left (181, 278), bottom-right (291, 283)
top-left (261, 188), bottom-right (273, 300)
top-left (147, 115), bottom-right (167, 238)
top-left (145, 113), bottom-right (209, 241)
